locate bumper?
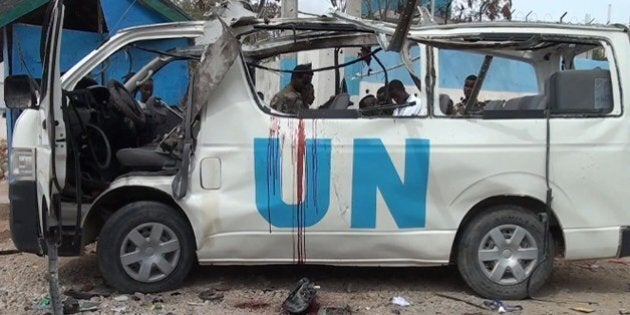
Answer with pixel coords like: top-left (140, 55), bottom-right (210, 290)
top-left (620, 227), bottom-right (630, 258)
top-left (9, 180), bottom-right (43, 255)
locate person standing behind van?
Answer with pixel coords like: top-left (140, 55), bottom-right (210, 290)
top-left (388, 79), bottom-right (423, 116)
top-left (376, 85), bottom-right (394, 115)
top-left (270, 64), bottom-right (313, 114)
top-left (302, 83), bottom-right (315, 107)
top-left (452, 75), bottom-right (485, 115)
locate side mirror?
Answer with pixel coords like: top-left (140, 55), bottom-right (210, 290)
top-left (4, 75), bottom-right (39, 109)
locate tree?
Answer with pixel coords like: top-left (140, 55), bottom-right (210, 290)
top-left (173, 0), bottom-right (218, 19)
top-left (173, 0), bottom-right (280, 20)
top-left (592, 47), bottom-right (607, 61)
top-left (450, 0), bottom-right (512, 22)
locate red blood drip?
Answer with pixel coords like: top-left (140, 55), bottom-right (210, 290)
top-left (295, 119), bottom-right (306, 264)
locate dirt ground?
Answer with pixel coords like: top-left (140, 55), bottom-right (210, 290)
top-left (1, 201), bottom-right (629, 315)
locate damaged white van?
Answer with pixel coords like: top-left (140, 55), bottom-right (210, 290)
top-left (6, 0), bottom-right (630, 299)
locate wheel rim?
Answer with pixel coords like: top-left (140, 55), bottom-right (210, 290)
top-left (119, 222), bottom-right (181, 283)
top-left (477, 224), bottom-right (538, 285)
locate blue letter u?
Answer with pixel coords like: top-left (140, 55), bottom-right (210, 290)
top-left (254, 138), bottom-right (331, 228)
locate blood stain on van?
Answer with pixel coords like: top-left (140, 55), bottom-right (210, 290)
top-left (311, 120), bottom-right (319, 212)
top-left (295, 119), bottom-right (307, 264)
top-left (266, 117), bottom-right (281, 233)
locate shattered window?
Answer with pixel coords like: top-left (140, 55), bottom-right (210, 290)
top-left (553, 43), bottom-right (613, 115)
top-left (82, 39), bottom-right (191, 105)
top-left (435, 49), bottom-right (538, 117)
top-left (251, 45), bottom-right (425, 118)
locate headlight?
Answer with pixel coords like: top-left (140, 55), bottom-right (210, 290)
top-left (10, 148), bottom-right (35, 181)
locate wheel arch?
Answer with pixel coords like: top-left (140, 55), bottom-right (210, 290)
top-left (82, 186), bottom-right (194, 247)
top-left (449, 195), bottom-right (565, 264)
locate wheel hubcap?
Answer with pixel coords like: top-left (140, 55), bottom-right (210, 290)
top-left (120, 222), bottom-right (181, 283)
top-left (477, 224), bottom-right (538, 285)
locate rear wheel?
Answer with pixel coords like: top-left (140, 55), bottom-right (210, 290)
top-left (97, 201), bottom-right (195, 293)
top-left (457, 205), bottom-right (554, 299)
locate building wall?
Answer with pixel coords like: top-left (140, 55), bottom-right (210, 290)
top-left (3, 0), bottom-right (189, 144)
top-left (100, 0), bottom-right (167, 35)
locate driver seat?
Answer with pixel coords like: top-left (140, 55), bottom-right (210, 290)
top-left (116, 147), bottom-right (177, 172)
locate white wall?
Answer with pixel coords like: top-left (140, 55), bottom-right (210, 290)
top-left (255, 59), bottom-right (281, 104)
top-left (298, 49), bottom-right (338, 108)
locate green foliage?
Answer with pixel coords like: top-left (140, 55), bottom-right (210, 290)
top-left (172, 0), bottom-right (280, 20)
top-left (450, 0), bottom-right (512, 22)
top-left (172, 0), bottom-right (219, 19)
top-left (592, 47), bottom-right (607, 61)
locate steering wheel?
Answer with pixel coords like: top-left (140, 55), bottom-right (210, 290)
top-left (108, 80), bottom-right (146, 126)
top-left (86, 123), bottom-right (112, 170)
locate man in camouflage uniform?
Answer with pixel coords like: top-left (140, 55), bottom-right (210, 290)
top-left (452, 74), bottom-right (486, 116)
top-left (270, 64), bottom-right (313, 114)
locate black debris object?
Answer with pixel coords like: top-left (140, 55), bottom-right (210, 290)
top-left (64, 289), bottom-right (97, 300)
top-left (282, 277), bottom-right (317, 314)
top-left (62, 297), bottom-right (80, 314)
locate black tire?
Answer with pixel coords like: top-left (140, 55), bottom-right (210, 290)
top-left (456, 205), bottom-right (554, 300)
top-left (97, 201), bottom-right (195, 293)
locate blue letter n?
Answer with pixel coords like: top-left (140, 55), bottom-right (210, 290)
top-left (351, 139), bottom-right (430, 229)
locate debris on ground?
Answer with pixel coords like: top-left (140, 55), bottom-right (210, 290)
top-left (391, 296), bottom-right (410, 307)
top-left (23, 295), bottom-right (52, 312)
top-left (234, 301), bottom-right (271, 310)
top-left (112, 306), bottom-right (127, 312)
top-left (65, 289), bottom-right (93, 300)
top-left (37, 294), bottom-right (51, 306)
top-left (79, 301), bottom-right (99, 312)
top-left (608, 259), bottom-right (630, 266)
top-left (151, 302), bottom-right (164, 311)
top-left (132, 292), bottom-right (145, 301)
top-left (187, 302), bottom-right (208, 306)
top-left (483, 300), bottom-right (523, 313)
top-left (318, 305), bottom-right (353, 315)
top-left (0, 249), bottom-right (19, 255)
top-left (282, 277), bottom-right (317, 314)
top-left (64, 287), bottom-right (113, 300)
top-left (570, 306), bottom-right (595, 313)
top-left (113, 295), bottom-right (129, 302)
top-left (89, 287), bottom-right (113, 297)
top-left (65, 287), bottom-right (112, 300)
top-left (577, 264), bottom-right (602, 271)
top-left (198, 289), bottom-right (224, 302)
top-left (62, 297), bottom-right (80, 314)
top-left (434, 293), bottom-right (487, 310)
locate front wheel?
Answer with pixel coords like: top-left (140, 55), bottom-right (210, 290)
top-left (97, 201), bottom-right (195, 293)
top-left (457, 205), bottom-right (554, 300)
